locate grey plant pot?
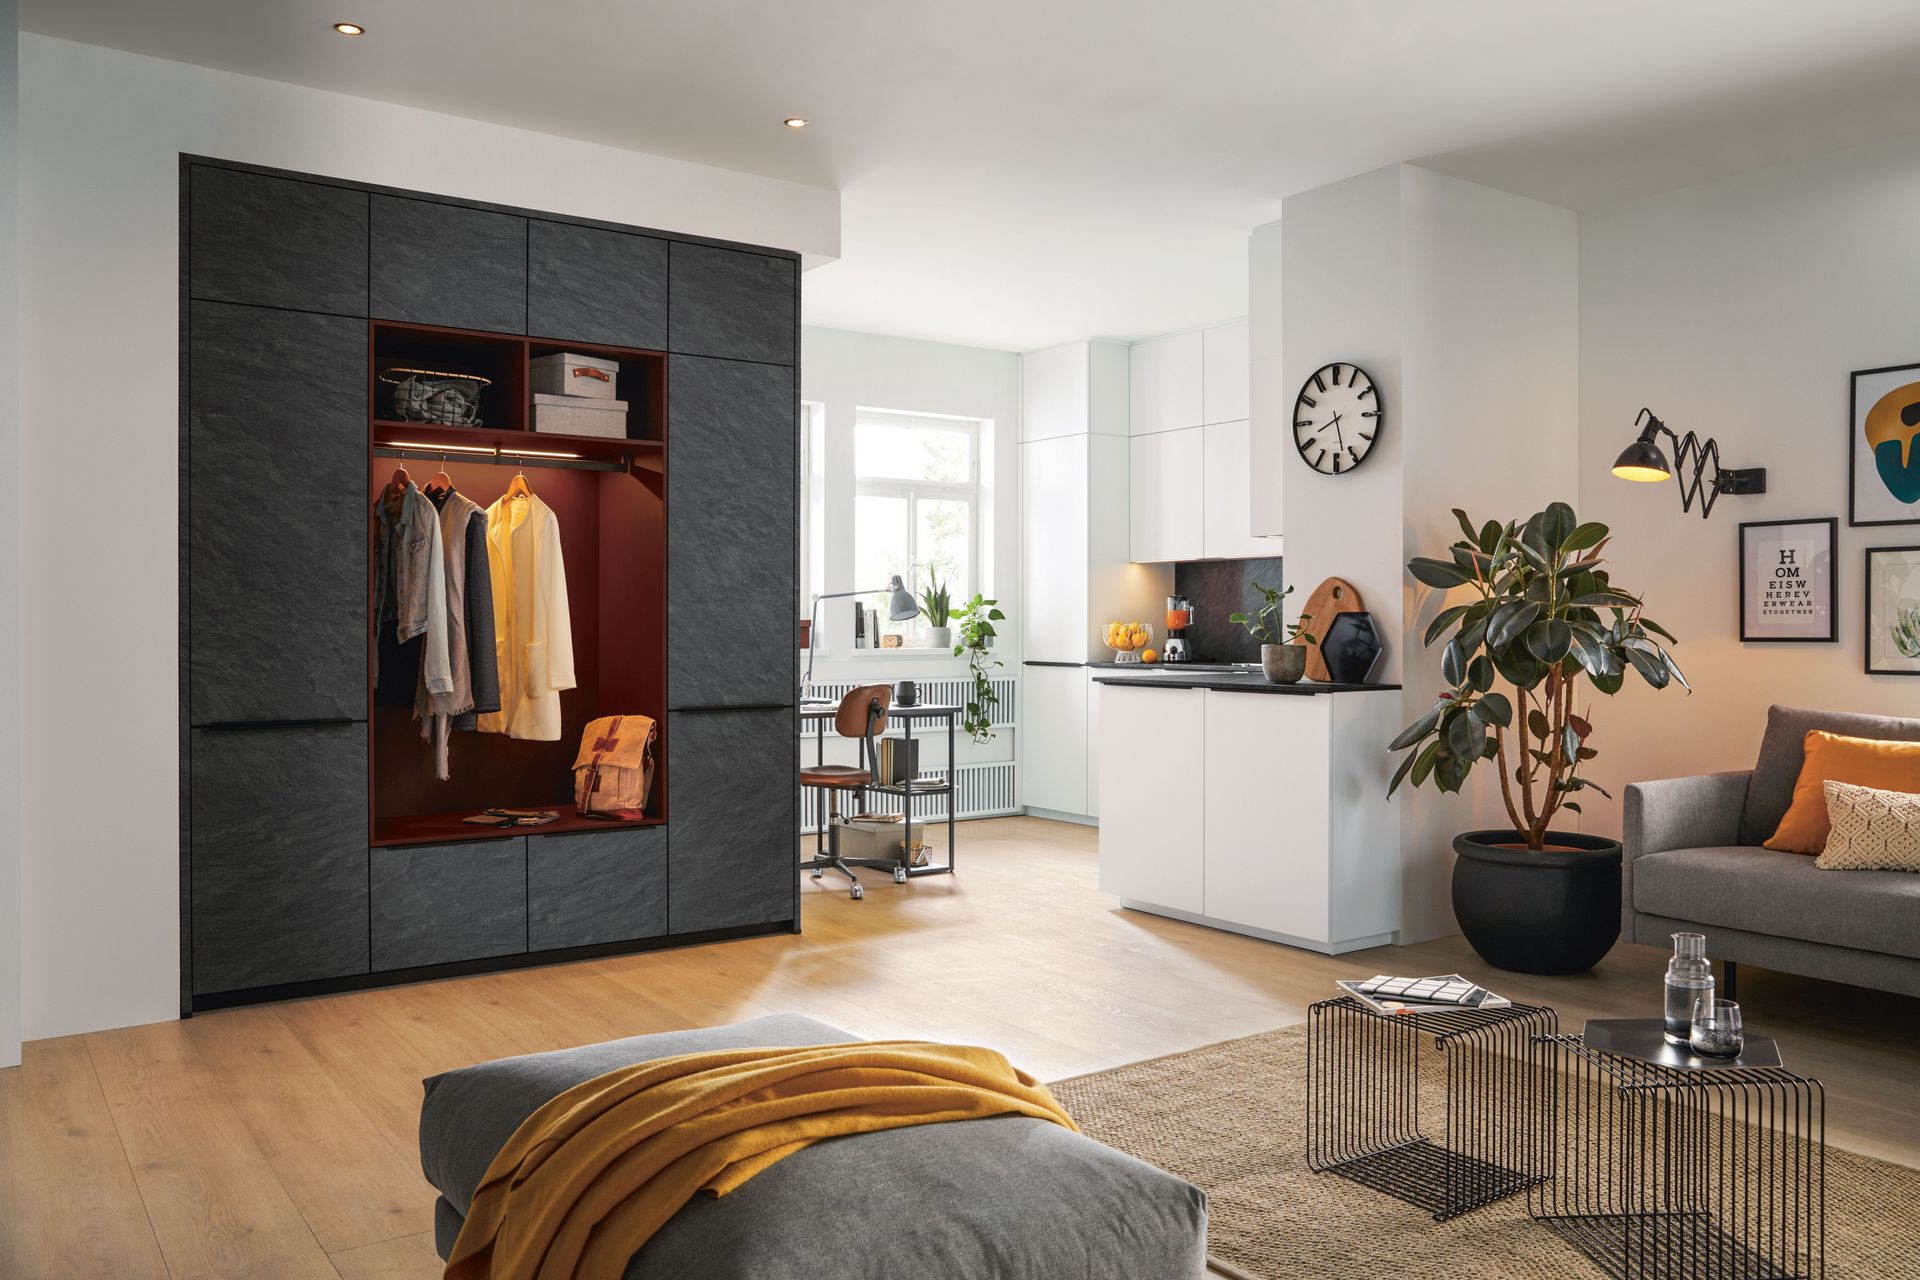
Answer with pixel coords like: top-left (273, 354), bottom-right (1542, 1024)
top-left (927, 626), bottom-right (952, 649)
top-left (1261, 643), bottom-right (1306, 684)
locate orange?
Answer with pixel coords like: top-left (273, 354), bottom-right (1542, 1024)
top-left (1141, 648), bottom-right (1158, 663)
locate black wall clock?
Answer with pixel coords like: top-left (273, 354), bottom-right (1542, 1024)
top-left (1294, 362), bottom-right (1382, 475)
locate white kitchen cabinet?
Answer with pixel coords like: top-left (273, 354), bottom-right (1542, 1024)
top-left (1128, 331), bottom-right (1202, 436)
top-left (1202, 692), bottom-right (1331, 941)
top-left (1129, 426), bottom-right (1204, 562)
top-left (1020, 664), bottom-right (1088, 815)
top-left (1202, 319), bottom-right (1249, 425)
top-left (1095, 682), bottom-right (1401, 953)
top-left (1020, 434), bottom-right (1091, 661)
top-left (1020, 342), bottom-right (1089, 443)
top-left (1084, 670), bottom-right (1102, 817)
top-left (1202, 419), bottom-right (1277, 560)
top-left (1097, 683), bottom-right (1205, 912)
top-left (1248, 225), bottom-right (1286, 539)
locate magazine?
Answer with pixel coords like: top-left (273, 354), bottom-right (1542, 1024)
top-left (1335, 973), bottom-right (1510, 1016)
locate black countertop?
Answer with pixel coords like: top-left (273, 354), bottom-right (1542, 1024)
top-left (1091, 670), bottom-right (1399, 695)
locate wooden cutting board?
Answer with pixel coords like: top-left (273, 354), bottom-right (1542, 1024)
top-left (1299, 576), bottom-right (1365, 682)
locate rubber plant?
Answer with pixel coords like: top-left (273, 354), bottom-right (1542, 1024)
top-left (1387, 501), bottom-right (1688, 850)
top-left (951, 592), bottom-right (1005, 743)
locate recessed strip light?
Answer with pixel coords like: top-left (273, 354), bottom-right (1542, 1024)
top-left (333, 21), bottom-right (365, 36)
top-left (382, 440), bottom-right (497, 455)
top-left (783, 117), bottom-right (808, 129)
top-left (508, 447), bottom-right (585, 460)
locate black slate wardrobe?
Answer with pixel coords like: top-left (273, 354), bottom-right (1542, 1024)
top-left (179, 156), bottom-right (800, 1012)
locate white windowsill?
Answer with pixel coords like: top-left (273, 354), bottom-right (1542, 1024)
top-left (806, 646), bottom-right (959, 660)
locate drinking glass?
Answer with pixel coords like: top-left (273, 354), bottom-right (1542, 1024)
top-left (1690, 997), bottom-right (1744, 1058)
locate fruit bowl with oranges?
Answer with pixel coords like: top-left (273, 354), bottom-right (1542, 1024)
top-left (1104, 621), bottom-right (1155, 664)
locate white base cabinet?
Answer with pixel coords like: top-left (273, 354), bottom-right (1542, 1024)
top-left (1097, 682), bottom-right (1400, 954)
top-left (1021, 664), bottom-right (1089, 815)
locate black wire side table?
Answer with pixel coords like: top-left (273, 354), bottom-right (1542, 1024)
top-left (1306, 996), bottom-right (1558, 1220)
top-left (1531, 1022), bottom-right (1825, 1280)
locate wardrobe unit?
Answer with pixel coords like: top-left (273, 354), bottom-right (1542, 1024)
top-left (180, 157), bottom-right (800, 1012)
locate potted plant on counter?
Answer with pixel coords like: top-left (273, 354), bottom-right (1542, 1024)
top-left (1388, 502), bottom-right (1688, 975)
top-left (1230, 582), bottom-right (1315, 684)
top-left (920, 572), bottom-right (953, 649)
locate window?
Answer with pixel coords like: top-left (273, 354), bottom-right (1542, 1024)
top-left (853, 410), bottom-right (981, 635)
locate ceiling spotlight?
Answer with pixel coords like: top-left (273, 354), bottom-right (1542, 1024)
top-left (332, 22), bottom-right (365, 36)
top-left (783, 117), bottom-right (809, 129)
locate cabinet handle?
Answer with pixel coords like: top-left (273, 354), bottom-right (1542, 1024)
top-left (199, 717), bottom-right (361, 732)
top-left (573, 367), bottom-right (612, 383)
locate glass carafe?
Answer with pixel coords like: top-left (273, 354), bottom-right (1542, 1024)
top-left (1665, 932), bottom-right (1714, 1045)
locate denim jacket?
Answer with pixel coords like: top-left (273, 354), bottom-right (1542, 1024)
top-left (371, 481), bottom-right (452, 696)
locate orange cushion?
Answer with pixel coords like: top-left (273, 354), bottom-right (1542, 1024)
top-left (1764, 731), bottom-right (1920, 854)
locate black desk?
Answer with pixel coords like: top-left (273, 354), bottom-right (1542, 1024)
top-left (799, 701), bottom-right (958, 878)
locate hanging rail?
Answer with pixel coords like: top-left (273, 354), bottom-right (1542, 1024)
top-left (374, 444), bottom-right (629, 474)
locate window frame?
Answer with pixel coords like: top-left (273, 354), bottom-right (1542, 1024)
top-left (852, 410), bottom-right (983, 633)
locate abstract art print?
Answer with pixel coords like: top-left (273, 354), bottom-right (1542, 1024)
top-left (1865, 546), bottom-right (1920, 676)
top-left (1851, 363), bottom-right (1920, 526)
top-left (1740, 518), bottom-right (1836, 642)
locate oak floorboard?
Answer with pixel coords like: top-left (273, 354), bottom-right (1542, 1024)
top-left (9, 814), bottom-right (1918, 1280)
top-left (184, 1005), bottom-right (434, 1253)
top-left (0, 1034), bottom-right (171, 1279)
top-left (326, 1231), bottom-right (444, 1280)
top-left (85, 1020), bottom-right (338, 1279)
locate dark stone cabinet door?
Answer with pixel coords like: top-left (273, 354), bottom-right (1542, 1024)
top-left (667, 709), bottom-right (796, 934)
top-left (528, 221), bottom-right (668, 350)
top-left (370, 196), bottom-right (527, 334)
top-left (527, 827), bottom-right (667, 952)
top-left (189, 166), bottom-right (369, 316)
top-left (667, 356), bottom-right (797, 710)
top-left (187, 302), bottom-right (366, 725)
top-left (370, 840), bottom-right (527, 972)
top-left (667, 243), bottom-right (797, 365)
top-left (190, 725), bottom-right (368, 995)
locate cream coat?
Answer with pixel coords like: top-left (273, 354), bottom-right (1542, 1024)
top-left (478, 490), bottom-right (576, 741)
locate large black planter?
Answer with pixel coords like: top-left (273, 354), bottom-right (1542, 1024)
top-left (1451, 830), bottom-right (1621, 975)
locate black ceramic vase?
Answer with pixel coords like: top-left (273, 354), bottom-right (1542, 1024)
top-left (1319, 611), bottom-right (1382, 684)
top-left (1451, 830), bottom-right (1622, 975)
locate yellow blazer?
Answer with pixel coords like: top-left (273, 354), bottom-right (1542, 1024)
top-left (478, 491), bottom-right (575, 741)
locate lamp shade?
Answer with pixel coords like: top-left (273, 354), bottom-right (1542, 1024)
top-left (885, 575), bottom-right (919, 621)
top-left (1611, 435), bottom-right (1672, 483)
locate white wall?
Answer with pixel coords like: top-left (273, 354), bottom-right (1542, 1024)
top-left (1271, 164), bottom-right (1579, 943)
top-left (1578, 134), bottom-right (1920, 835)
top-left (0, 0), bottom-right (20, 1069)
top-left (17, 34), bottom-right (840, 1041)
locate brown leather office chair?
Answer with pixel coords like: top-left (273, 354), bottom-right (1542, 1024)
top-left (801, 683), bottom-right (895, 900)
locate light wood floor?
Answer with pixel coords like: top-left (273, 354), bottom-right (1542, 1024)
top-left (4, 815), bottom-right (1917, 1278)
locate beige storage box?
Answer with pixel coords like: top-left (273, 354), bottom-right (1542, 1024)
top-left (531, 352), bottom-right (620, 399)
top-left (533, 393), bottom-right (628, 438)
top-left (831, 815), bottom-right (924, 862)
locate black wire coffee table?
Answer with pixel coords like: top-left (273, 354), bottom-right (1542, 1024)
top-left (1531, 1020), bottom-right (1825, 1280)
top-left (1306, 996), bottom-right (1559, 1220)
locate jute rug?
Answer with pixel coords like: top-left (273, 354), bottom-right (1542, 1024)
top-left (1051, 1024), bottom-right (1920, 1280)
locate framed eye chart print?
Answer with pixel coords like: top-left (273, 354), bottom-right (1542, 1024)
top-left (1865, 546), bottom-right (1920, 676)
top-left (1740, 518), bottom-right (1837, 643)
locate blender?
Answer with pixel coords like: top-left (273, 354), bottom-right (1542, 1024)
top-left (1163, 594), bottom-right (1193, 664)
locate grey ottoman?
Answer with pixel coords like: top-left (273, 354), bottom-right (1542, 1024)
top-left (420, 1014), bottom-right (1208, 1279)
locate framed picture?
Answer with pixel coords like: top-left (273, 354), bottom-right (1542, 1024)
top-left (1865, 546), bottom-right (1920, 675)
top-left (1739, 518), bottom-right (1837, 642)
top-left (1850, 363), bottom-right (1920, 526)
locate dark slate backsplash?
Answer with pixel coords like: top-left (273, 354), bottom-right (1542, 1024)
top-left (1173, 557), bottom-right (1286, 663)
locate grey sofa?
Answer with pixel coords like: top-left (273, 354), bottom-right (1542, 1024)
top-left (1623, 704), bottom-right (1920, 999)
top-left (419, 1013), bottom-right (1209, 1280)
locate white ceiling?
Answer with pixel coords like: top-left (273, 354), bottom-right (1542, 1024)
top-left (23, 0), bottom-right (1920, 352)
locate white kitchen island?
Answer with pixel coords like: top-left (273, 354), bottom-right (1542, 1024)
top-left (1095, 671), bottom-right (1403, 954)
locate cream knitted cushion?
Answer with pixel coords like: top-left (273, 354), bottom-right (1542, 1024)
top-left (1816, 779), bottom-right (1920, 871)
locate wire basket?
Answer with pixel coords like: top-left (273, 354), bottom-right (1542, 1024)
top-left (379, 367), bottom-right (492, 425)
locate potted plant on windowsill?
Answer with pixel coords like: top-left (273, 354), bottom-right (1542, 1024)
top-left (1389, 502), bottom-right (1688, 975)
top-left (1230, 581), bottom-right (1315, 684)
top-left (920, 572), bottom-right (953, 649)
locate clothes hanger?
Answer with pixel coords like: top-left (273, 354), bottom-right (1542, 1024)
top-left (503, 456), bottom-right (533, 500)
top-left (386, 464), bottom-right (411, 496)
top-left (427, 451), bottom-right (454, 497)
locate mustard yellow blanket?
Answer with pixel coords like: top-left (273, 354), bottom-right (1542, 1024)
top-left (443, 1041), bottom-right (1079, 1280)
